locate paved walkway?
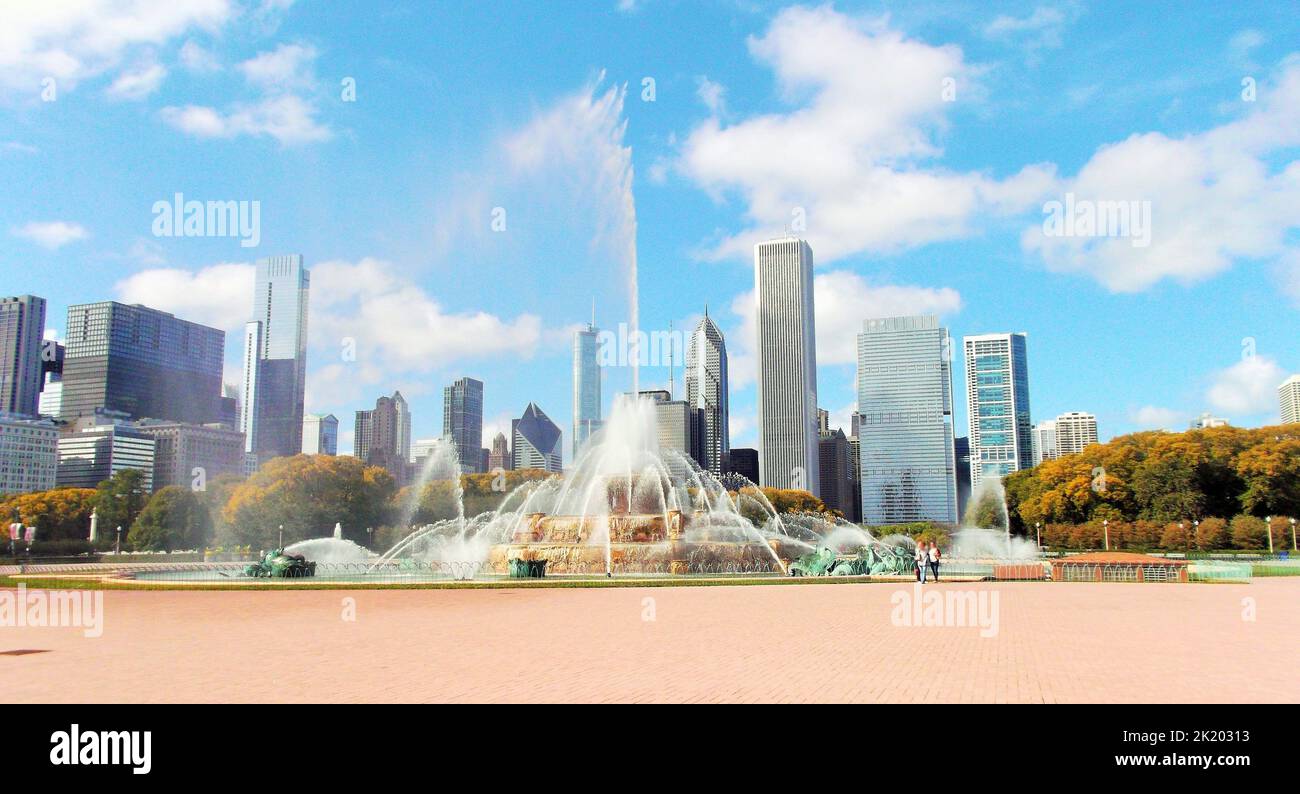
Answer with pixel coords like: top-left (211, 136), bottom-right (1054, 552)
top-left (2, 579), bottom-right (1297, 703)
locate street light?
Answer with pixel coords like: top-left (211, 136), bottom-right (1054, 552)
top-left (1266, 516), bottom-right (1274, 555)
top-left (1035, 521), bottom-right (1042, 549)
top-left (115, 526), bottom-right (122, 555)
top-left (1192, 520), bottom-right (1199, 553)
top-left (1103, 519), bottom-right (1110, 551)
top-left (1291, 517), bottom-right (1297, 551)
top-left (278, 525), bottom-right (284, 549)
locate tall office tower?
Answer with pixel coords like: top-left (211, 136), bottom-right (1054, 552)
top-left (241, 255), bottom-right (310, 463)
top-left (443, 377), bottom-right (484, 473)
top-left (302, 413), bottom-right (338, 455)
top-left (754, 237), bottom-right (819, 494)
top-left (964, 332), bottom-right (1032, 491)
top-left (56, 421), bottom-right (156, 491)
top-left (954, 436), bottom-right (971, 520)
top-left (1053, 411), bottom-right (1098, 457)
top-left (487, 431), bottom-right (511, 471)
top-left (37, 338), bottom-right (64, 418)
top-left (354, 392), bottom-right (411, 484)
top-left (638, 389), bottom-right (698, 476)
top-left (817, 425), bottom-right (856, 521)
top-left (512, 402), bottom-right (562, 473)
top-left (847, 420), bottom-right (862, 523)
top-left (1279, 375), bottom-right (1300, 424)
top-left (572, 320), bottom-right (602, 458)
top-left (61, 302), bottom-right (224, 424)
top-left (135, 420), bottom-right (246, 490)
top-left (0, 295), bottom-right (46, 418)
top-left (1032, 420), bottom-right (1057, 466)
top-left (685, 310), bottom-right (729, 476)
top-left (858, 316), bottom-right (958, 524)
top-left (0, 416), bottom-right (59, 495)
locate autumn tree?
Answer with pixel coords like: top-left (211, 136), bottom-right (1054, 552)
top-left (0, 488), bottom-right (97, 541)
top-left (1230, 514), bottom-right (1268, 550)
top-left (1195, 517), bottom-right (1230, 551)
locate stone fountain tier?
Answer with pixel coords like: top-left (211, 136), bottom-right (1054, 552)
top-left (488, 540), bottom-right (788, 575)
top-left (511, 510), bottom-right (686, 544)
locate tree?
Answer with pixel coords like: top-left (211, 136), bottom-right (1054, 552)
top-left (1230, 514), bottom-right (1268, 550)
top-left (1193, 517), bottom-right (1229, 550)
top-left (1159, 521), bottom-right (1191, 552)
top-left (222, 455), bottom-right (397, 548)
top-left (129, 487), bottom-right (212, 551)
top-left (1234, 440), bottom-right (1300, 518)
top-left (95, 469), bottom-right (149, 542)
top-left (0, 488), bottom-right (97, 541)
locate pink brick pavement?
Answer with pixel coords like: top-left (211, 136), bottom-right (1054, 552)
top-left (2, 579), bottom-right (1297, 703)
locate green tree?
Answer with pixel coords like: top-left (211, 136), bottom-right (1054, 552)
top-left (129, 487), bottom-right (212, 551)
top-left (1230, 514), bottom-right (1268, 550)
top-left (94, 469), bottom-right (149, 543)
top-left (222, 455), bottom-right (397, 548)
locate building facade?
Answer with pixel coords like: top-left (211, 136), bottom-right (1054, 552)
top-left (487, 432), bottom-right (511, 471)
top-left (60, 302), bottom-right (224, 425)
top-left (512, 403), bottom-right (562, 473)
top-left (355, 391), bottom-right (411, 485)
top-left (858, 316), bottom-right (959, 525)
top-left (135, 421), bottom-right (246, 491)
top-left (572, 322), bottom-right (602, 458)
top-left (241, 255), bottom-right (310, 464)
top-left (685, 311), bottom-right (729, 477)
top-left (301, 413), bottom-right (338, 455)
top-left (964, 332), bottom-right (1032, 492)
top-left (0, 416), bottom-right (59, 495)
top-left (1189, 413), bottom-right (1228, 430)
top-left (727, 447), bottom-right (760, 484)
top-left (1279, 375), bottom-right (1300, 424)
top-left (1032, 420), bottom-right (1057, 466)
top-left (754, 237), bottom-right (819, 494)
top-left (818, 426), bottom-right (857, 521)
top-left (443, 377), bottom-right (484, 473)
top-left (1054, 411), bottom-right (1098, 457)
top-left (0, 295), bottom-right (47, 419)
top-left (56, 422), bottom-right (156, 491)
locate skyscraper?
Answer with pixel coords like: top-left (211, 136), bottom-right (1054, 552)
top-left (858, 316), bottom-right (958, 525)
top-left (1279, 375), bottom-right (1300, 424)
top-left (135, 420), bottom-right (246, 491)
top-left (0, 295), bottom-right (46, 419)
top-left (1053, 411), bottom-right (1098, 457)
top-left (355, 391), bottom-right (411, 484)
top-left (302, 413), bottom-right (338, 455)
top-left (685, 310), bottom-right (729, 476)
top-left (37, 340), bottom-right (64, 419)
top-left (964, 332), bottom-right (1032, 491)
top-left (443, 377), bottom-right (484, 473)
top-left (512, 402), bottom-right (562, 473)
top-left (754, 237), bottom-right (818, 494)
top-left (1032, 420), bottom-right (1057, 466)
top-left (487, 431), bottom-right (511, 471)
top-left (638, 389), bottom-right (698, 476)
top-left (60, 302), bottom-right (224, 424)
top-left (56, 421), bottom-right (156, 491)
top-left (572, 320), bottom-right (602, 458)
top-left (818, 424), bottom-right (857, 521)
top-left (241, 255), bottom-right (310, 464)
top-left (0, 416), bottom-right (58, 495)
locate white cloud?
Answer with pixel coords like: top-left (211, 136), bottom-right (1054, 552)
top-left (309, 257), bottom-right (548, 373)
top-left (237, 42), bottom-right (316, 90)
top-left (178, 39), bottom-right (221, 72)
top-left (982, 5), bottom-right (1074, 51)
top-left (726, 270), bottom-right (962, 387)
top-left (106, 58), bottom-right (166, 100)
top-left (1129, 405), bottom-right (1183, 431)
top-left (1206, 355), bottom-right (1286, 417)
top-left (696, 76), bottom-right (725, 114)
top-left (161, 94), bottom-right (330, 145)
top-left (1022, 58), bottom-right (1300, 292)
top-left (114, 263), bottom-right (254, 331)
top-left (0, 0), bottom-right (234, 95)
top-left (677, 5), bottom-right (1055, 264)
top-left (11, 220), bottom-right (88, 249)
top-left (3, 141), bottom-right (39, 154)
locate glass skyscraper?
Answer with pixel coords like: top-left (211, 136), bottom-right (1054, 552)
top-left (241, 255), bottom-right (310, 463)
top-left (0, 295), bottom-right (46, 418)
top-left (754, 237), bottom-right (818, 494)
top-left (963, 332), bottom-right (1032, 490)
top-left (512, 402), bottom-right (562, 473)
top-left (572, 321), bottom-right (601, 459)
top-left (685, 310), bottom-right (729, 476)
top-left (857, 316), bottom-right (958, 524)
top-left (443, 376), bottom-right (484, 473)
top-left (59, 301), bottom-right (224, 424)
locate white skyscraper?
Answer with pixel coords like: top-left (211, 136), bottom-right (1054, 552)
top-left (857, 316), bottom-right (957, 524)
top-left (964, 333), bottom-right (1032, 491)
top-left (685, 310), bottom-right (729, 476)
top-left (1280, 375), bottom-right (1300, 424)
top-left (1032, 420), bottom-right (1057, 466)
top-left (240, 255), bottom-right (310, 463)
top-left (755, 237), bottom-right (818, 494)
top-left (1054, 411), bottom-right (1098, 456)
top-left (572, 320), bottom-right (602, 458)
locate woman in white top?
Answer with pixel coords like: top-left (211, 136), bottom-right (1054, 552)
top-left (915, 541), bottom-right (929, 583)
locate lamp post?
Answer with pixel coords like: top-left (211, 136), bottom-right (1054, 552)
top-left (366, 527), bottom-right (373, 548)
top-left (278, 525), bottom-right (284, 549)
top-left (1192, 520), bottom-right (1199, 553)
top-left (1035, 521), bottom-right (1042, 549)
top-left (1291, 517), bottom-right (1297, 552)
top-left (1103, 519), bottom-right (1110, 551)
top-left (1266, 516), bottom-right (1274, 555)
top-left (115, 526), bottom-right (122, 555)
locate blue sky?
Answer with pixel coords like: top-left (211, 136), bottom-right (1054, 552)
top-left (4, 0), bottom-right (1299, 457)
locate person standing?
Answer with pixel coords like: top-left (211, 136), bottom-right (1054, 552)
top-left (915, 540), bottom-right (928, 583)
top-left (928, 541), bottom-right (941, 582)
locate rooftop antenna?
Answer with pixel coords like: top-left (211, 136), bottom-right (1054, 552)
top-left (667, 319), bottom-right (674, 400)
top-left (590, 296), bottom-right (596, 330)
